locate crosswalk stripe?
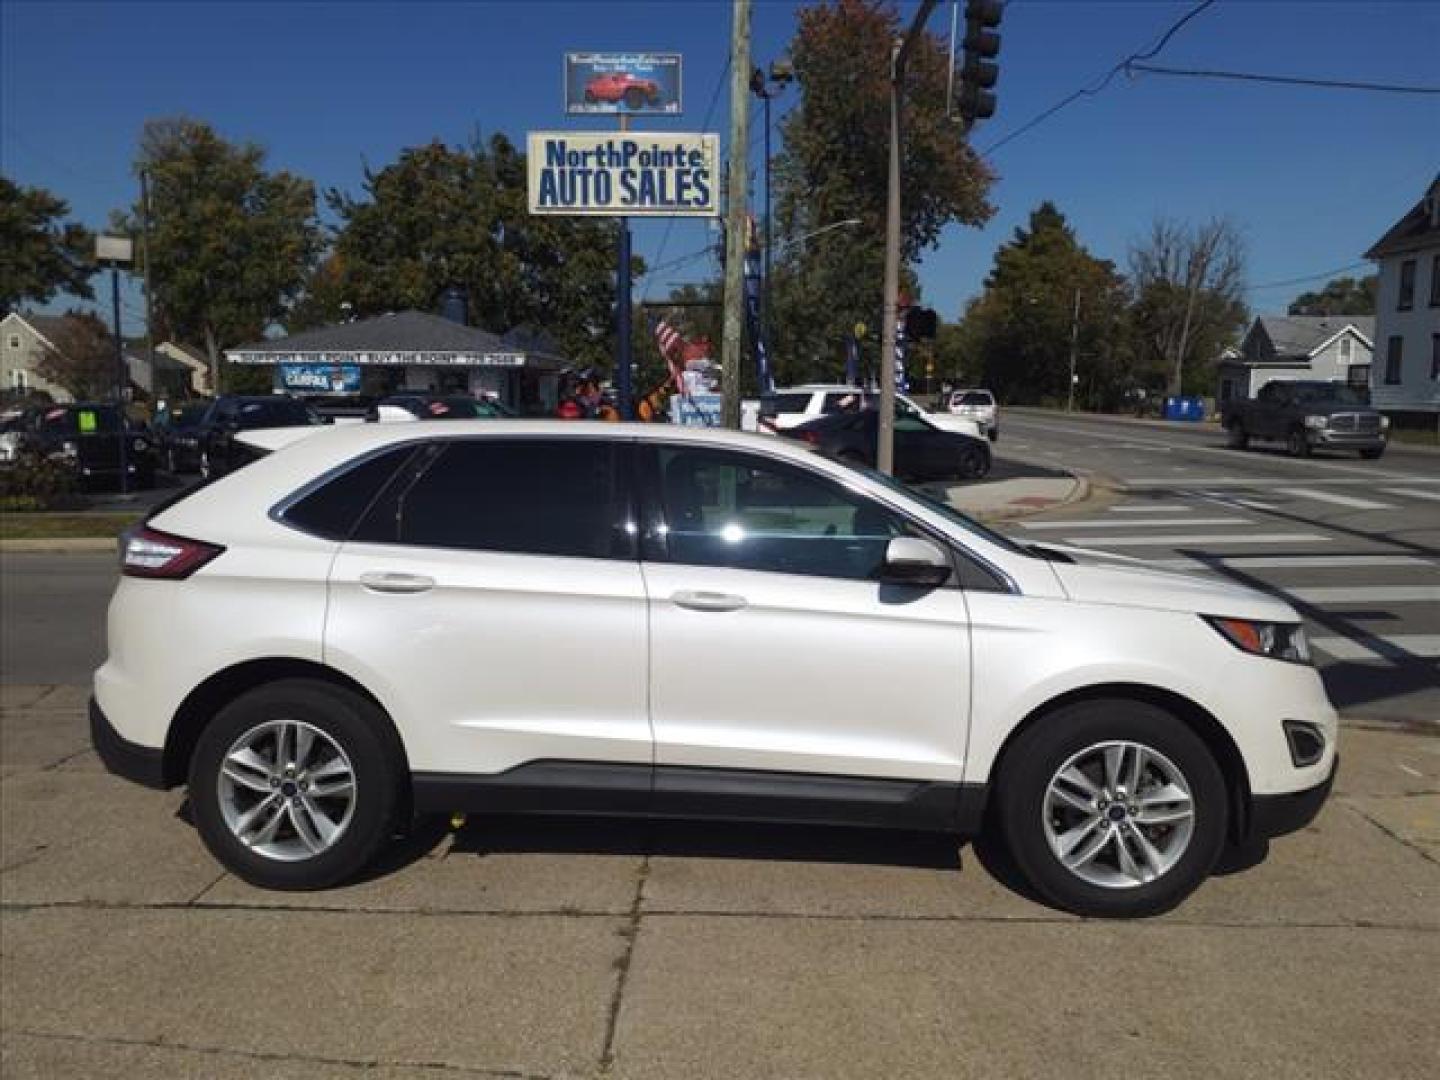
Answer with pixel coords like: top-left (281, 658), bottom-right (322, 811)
top-left (1067, 532), bottom-right (1326, 547)
top-left (1150, 554), bottom-right (1434, 569)
top-left (1383, 488), bottom-right (1440, 503)
top-left (1310, 635), bottom-right (1440, 662)
top-left (1124, 477), bottom-right (1440, 488)
top-left (1287, 586), bottom-right (1440, 604)
top-left (1276, 487), bottom-right (1396, 510)
top-left (1023, 517), bottom-right (1245, 531)
top-left (1198, 492), bottom-right (1276, 511)
top-left (1110, 505), bottom-right (1189, 513)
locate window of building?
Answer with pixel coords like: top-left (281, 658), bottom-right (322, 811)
top-left (1398, 259), bottom-right (1416, 310)
top-left (1346, 365), bottom-right (1370, 388)
top-left (1384, 336), bottom-right (1403, 385)
top-left (652, 446), bottom-right (914, 581)
top-left (1431, 254), bottom-right (1440, 307)
top-left (1432, 334), bottom-right (1439, 381)
top-left (10, 369), bottom-right (27, 391)
top-left (358, 439), bottom-right (630, 561)
top-left (6, 335), bottom-right (20, 350)
top-left (1339, 336), bottom-right (1353, 364)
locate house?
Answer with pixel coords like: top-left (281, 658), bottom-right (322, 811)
top-left (1216, 314), bottom-right (1374, 404)
top-left (125, 342), bottom-right (197, 401)
top-left (0, 311), bottom-right (78, 402)
top-left (225, 309), bottom-right (568, 414)
top-left (1364, 175), bottom-right (1440, 419)
top-left (155, 341), bottom-right (212, 397)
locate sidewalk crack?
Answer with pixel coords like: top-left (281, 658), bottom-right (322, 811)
top-left (598, 852), bottom-right (650, 1074)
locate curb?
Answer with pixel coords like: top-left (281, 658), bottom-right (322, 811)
top-left (1, 538), bottom-right (118, 554)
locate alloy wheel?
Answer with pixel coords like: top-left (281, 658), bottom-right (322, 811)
top-left (217, 719), bottom-right (357, 862)
top-left (1042, 740), bottom-right (1195, 889)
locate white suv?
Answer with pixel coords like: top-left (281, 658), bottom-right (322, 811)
top-left (759, 385), bottom-right (983, 439)
top-left (947, 389), bottom-right (999, 441)
top-left (93, 422), bottom-right (1336, 917)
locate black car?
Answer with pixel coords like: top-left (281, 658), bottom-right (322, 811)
top-left (367, 394), bottom-right (515, 421)
top-left (194, 395), bottom-right (326, 480)
top-left (784, 406), bottom-right (992, 481)
top-left (151, 401), bottom-right (212, 474)
top-left (22, 403), bottom-right (158, 489)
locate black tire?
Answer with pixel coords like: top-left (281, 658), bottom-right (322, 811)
top-left (994, 699), bottom-right (1228, 918)
top-left (959, 445), bottom-right (991, 480)
top-left (1359, 446), bottom-right (1385, 460)
top-left (1226, 421), bottom-right (1249, 451)
top-left (189, 679), bottom-right (405, 890)
top-left (624, 87), bottom-right (645, 109)
top-left (1286, 428), bottom-right (1311, 458)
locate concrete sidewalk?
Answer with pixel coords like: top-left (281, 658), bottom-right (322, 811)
top-left (3, 685), bottom-right (1437, 1078)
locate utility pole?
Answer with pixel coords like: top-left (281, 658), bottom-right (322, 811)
top-left (1067, 285), bottom-right (1081, 412)
top-left (139, 168), bottom-right (157, 399)
top-left (878, 0), bottom-right (937, 475)
top-left (720, 0), bottom-right (751, 430)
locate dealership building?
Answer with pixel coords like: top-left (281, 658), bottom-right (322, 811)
top-left (225, 309), bottom-right (568, 414)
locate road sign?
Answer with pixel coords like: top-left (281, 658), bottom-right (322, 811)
top-left (566, 53), bottom-right (682, 115)
top-left (527, 132), bottom-right (720, 217)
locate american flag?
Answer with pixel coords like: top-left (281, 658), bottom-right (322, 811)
top-left (653, 317), bottom-right (687, 390)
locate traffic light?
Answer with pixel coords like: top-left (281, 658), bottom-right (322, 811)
top-left (957, 0), bottom-right (1003, 124)
top-left (904, 307), bottom-right (938, 340)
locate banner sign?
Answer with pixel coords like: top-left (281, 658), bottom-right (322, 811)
top-left (527, 132), bottom-right (719, 217)
top-left (233, 351), bottom-right (526, 368)
top-left (279, 363), bottom-right (363, 394)
top-left (565, 52), bottom-right (681, 115)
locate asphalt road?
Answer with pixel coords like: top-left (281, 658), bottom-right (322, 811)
top-left (0, 554), bottom-right (113, 686)
top-left (996, 410), bottom-right (1439, 727)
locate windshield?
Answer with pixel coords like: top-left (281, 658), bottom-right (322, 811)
top-left (954, 392), bottom-right (992, 407)
top-left (1292, 384), bottom-right (1369, 406)
top-left (844, 460), bottom-right (1034, 558)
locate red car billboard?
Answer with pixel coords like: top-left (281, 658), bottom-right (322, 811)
top-left (565, 52), bottom-right (681, 115)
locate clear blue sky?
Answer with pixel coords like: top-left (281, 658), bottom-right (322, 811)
top-left (3, 0), bottom-right (1437, 333)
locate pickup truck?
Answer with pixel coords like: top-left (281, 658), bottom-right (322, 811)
top-left (1221, 380), bottom-right (1388, 459)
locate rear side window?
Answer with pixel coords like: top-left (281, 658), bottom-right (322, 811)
top-left (280, 446), bottom-right (419, 540)
top-left (767, 393), bottom-right (814, 413)
top-left (820, 391), bottom-right (865, 414)
top-left (355, 439), bottom-right (631, 560)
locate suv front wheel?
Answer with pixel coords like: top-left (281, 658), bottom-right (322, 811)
top-left (189, 679), bottom-right (404, 890)
top-left (994, 699), bottom-right (1228, 917)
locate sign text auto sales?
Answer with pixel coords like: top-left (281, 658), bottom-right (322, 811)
top-left (527, 132), bottom-right (719, 217)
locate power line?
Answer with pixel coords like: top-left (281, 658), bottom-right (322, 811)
top-left (1127, 63), bottom-right (1440, 95)
top-left (977, 0), bottom-right (1216, 157)
top-left (1247, 261), bottom-right (1371, 292)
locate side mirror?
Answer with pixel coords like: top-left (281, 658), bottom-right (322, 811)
top-left (881, 536), bottom-right (952, 587)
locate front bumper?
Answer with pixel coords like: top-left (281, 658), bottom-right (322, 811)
top-left (1245, 756), bottom-right (1336, 841)
top-left (1311, 430), bottom-right (1385, 450)
top-left (90, 696), bottom-right (169, 789)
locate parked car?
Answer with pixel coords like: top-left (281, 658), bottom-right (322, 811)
top-left (367, 394), bottom-right (514, 422)
top-left (20, 402), bottom-right (157, 489)
top-left (584, 71), bottom-right (661, 108)
top-left (756, 384), bottom-right (983, 439)
top-left (946, 389), bottom-right (999, 441)
top-left (1220, 380), bottom-right (1388, 459)
top-left (193, 395), bottom-right (326, 480)
top-left (92, 422), bottom-right (1338, 917)
top-left (784, 405), bottom-right (992, 481)
top-left (151, 401), bottom-right (211, 474)
top-left (0, 409), bottom-right (28, 464)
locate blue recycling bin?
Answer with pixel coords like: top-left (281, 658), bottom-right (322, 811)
top-left (1163, 396), bottom-right (1206, 422)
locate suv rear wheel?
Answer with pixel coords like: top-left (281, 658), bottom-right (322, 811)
top-left (1226, 420), bottom-right (1249, 450)
top-left (189, 679), bottom-right (404, 890)
top-left (994, 699), bottom-right (1228, 917)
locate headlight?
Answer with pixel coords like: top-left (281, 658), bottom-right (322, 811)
top-left (1303, 415), bottom-right (1328, 429)
top-left (1379, 416), bottom-right (1391, 431)
top-left (1205, 616), bottom-right (1310, 664)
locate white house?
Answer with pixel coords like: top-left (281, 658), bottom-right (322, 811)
top-left (1365, 175), bottom-right (1440, 418)
top-left (1, 311), bottom-right (78, 402)
top-left (1216, 315), bottom-right (1374, 404)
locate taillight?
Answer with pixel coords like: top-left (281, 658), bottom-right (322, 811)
top-left (119, 525), bottom-right (224, 579)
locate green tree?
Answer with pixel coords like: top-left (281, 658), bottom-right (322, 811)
top-left (124, 118), bottom-right (322, 390)
top-left (955, 203), bottom-right (1130, 406)
top-left (767, 0), bottom-right (994, 381)
top-left (31, 310), bottom-right (115, 400)
top-left (1128, 217), bottom-right (1248, 397)
top-left (318, 136), bottom-right (636, 372)
top-left (1287, 275), bottom-right (1376, 317)
top-left (0, 176), bottom-right (96, 314)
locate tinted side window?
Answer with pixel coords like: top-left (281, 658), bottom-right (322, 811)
top-left (769, 393), bottom-right (814, 413)
top-left (370, 439), bottom-right (630, 560)
top-left (281, 445), bottom-right (419, 540)
top-left (654, 447), bottom-right (911, 581)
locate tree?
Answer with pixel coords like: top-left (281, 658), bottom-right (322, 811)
top-left (124, 118), bottom-right (322, 390)
top-left (31, 311), bottom-right (116, 400)
top-left (317, 136), bottom-right (636, 372)
top-left (1129, 217), bottom-right (1247, 397)
top-left (1288, 275), bottom-right (1376, 317)
top-left (954, 203), bottom-right (1130, 406)
top-left (766, 0), bottom-right (994, 380)
top-left (0, 176), bottom-right (96, 314)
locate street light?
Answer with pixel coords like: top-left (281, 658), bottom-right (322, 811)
top-left (95, 235), bottom-right (133, 496)
top-left (772, 217), bottom-right (862, 257)
top-left (750, 59), bottom-right (794, 357)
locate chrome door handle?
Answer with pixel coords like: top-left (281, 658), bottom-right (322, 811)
top-left (670, 590), bottom-right (747, 613)
top-left (359, 571), bottom-right (435, 595)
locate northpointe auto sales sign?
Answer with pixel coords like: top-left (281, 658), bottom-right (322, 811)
top-left (527, 132), bottom-right (719, 217)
